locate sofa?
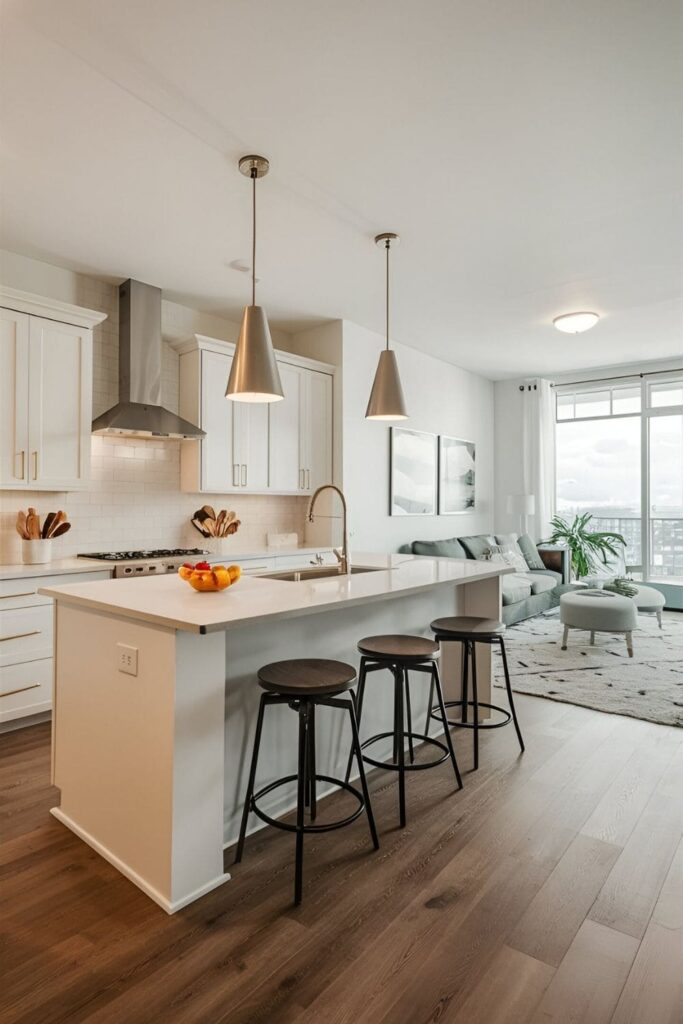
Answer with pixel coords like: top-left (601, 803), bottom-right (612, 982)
top-left (398, 533), bottom-right (570, 625)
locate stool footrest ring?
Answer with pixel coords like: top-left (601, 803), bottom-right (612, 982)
top-left (429, 700), bottom-right (512, 730)
top-left (251, 774), bottom-right (365, 834)
top-left (360, 731), bottom-right (451, 771)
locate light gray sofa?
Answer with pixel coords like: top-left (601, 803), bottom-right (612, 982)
top-left (398, 534), bottom-right (570, 625)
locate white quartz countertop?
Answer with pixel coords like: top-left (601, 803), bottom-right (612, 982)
top-left (39, 553), bottom-right (513, 634)
top-left (0, 557), bottom-right (114, 580)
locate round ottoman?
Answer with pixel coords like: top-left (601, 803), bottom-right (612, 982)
top-left (560, 590), bottom-right (638, 657)
top-left (631, 585), bottom-right (665, 628)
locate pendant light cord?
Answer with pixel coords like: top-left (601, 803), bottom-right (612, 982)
top-left (251, 168), bottom-right (257, 307)
top-left (385, 238), bottom-right (390, 350)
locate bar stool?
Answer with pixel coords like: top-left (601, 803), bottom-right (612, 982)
top-left (234, 658), bottom-right (379, 905)
top-left (429, 616), bottom-right (524, 770)
top-left (348, 635), bottom-right (463, 828)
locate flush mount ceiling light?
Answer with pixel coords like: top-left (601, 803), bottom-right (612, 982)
top-left (365, 233), bottom-right (408, 421)
top-left (553, 311), bottom-right (600, 334)
top-left (226, 155), bottom-right (284, 403)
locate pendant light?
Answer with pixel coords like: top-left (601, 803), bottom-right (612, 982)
top-left (226, 155), bottom-right (284, 403)
top-left (365, 232), bottom-right (408, 420)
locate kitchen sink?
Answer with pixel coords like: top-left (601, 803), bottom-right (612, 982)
top-left (260, 565), bottom-right (384, 582)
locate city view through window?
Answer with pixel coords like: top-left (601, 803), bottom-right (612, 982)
top-left (555, 378), bottom-right (683, 580)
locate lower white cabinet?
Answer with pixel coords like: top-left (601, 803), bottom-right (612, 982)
top-left (0, 570), bottom-right (111, 725)
top-left (176, 334), bottom-right (334, 495)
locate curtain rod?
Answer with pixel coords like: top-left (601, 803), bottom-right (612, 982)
top-left (519, 366), bottom-right (683, 391)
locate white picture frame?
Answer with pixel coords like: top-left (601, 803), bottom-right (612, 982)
top-left (390, 428), bottom-right (438, 516)
top-left (438, 435), bottom-right (476, 514)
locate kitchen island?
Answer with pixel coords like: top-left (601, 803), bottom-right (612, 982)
top-left (41, 553), bottom-right (512, 912)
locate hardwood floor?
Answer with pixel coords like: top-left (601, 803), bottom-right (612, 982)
top-left (1, 695), bottom-right (681, 1024)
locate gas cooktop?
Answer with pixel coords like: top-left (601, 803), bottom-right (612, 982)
top-left (78, 549), bottom-right (208, 562)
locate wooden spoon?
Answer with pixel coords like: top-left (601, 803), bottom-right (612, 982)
top-left (51, 522), bottom-right (71, 538)
top-left (42, 511), bottom-right (57, 539)
top-left (201, 504), bottom-right (216, 521)
top-left (216, 510), bottom-right (227, 536)
top-left (26, 509), bottom-right (41, 539)
top-left (47, 511), bottom-right (66, 537)
top-left (191, 517), bottom-right (211, 537)
top-left (16, 510), bottom-right (29, 539)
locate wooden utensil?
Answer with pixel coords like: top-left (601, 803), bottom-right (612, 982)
top-left (16, 510), bottom-right (29, 539)
top-left (201, 504), bottom-right (216, 521)
top-left (42, 512), bottom-right (57, 538)
top-left (51, 522), bottom-right (71, 538)
top-left (191, 517), bottom-right (211, 537)
top-left (47, 511), bottom-right (66, 537)
top-left (216, 510), bottom-right (226, 536)
top-left (26, 509), bottom-right (41, 539)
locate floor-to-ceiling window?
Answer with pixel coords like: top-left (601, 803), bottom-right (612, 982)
top-left (555, 372), bottom-right (683, 581)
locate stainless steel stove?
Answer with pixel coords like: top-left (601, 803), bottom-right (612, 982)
top-left (78, 549), bottom-right (209, 578)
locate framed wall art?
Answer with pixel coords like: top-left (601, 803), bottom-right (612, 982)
top-left (390, 428), bottom-right (438, 516)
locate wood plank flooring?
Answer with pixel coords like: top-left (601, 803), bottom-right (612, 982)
top-left (1, 695), bottom-right (681, 1024)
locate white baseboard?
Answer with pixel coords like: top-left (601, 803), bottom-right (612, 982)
top-left (51, 807), bottom-right (231, 914)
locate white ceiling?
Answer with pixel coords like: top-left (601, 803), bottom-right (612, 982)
top-left (2, 0), bottom-right (682, 379)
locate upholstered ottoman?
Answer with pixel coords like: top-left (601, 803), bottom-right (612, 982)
top-left (560, 590), bottom-right (638, 657)
top-left (631, 585), bottom-right (665, 628)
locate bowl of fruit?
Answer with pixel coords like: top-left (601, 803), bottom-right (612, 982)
top-left (178, 560), bottom-right (242, 592)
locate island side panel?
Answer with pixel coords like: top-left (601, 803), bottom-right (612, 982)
top-left (439, 574), bottom-right (503, 715)
top-left (51, 603), bottom-right (229, 912)
top-left (222, 583), bottom-right (466, 847)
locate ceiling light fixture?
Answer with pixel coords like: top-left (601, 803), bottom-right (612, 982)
top-left (553, 311), bottom-right (600, 334)
top-left (226, 155), bottom-right (284, 403)
top-left (365, 233), bottom-right (408, 421)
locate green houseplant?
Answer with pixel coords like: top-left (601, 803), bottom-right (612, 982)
top-left (545, 513), bottom-right (626, 580)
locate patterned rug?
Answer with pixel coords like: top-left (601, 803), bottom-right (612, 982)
top-left (493, 608), bottom-right (683, 727)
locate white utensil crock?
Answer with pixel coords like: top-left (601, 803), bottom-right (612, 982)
top-left (22, 539), bottom-right (53, 564)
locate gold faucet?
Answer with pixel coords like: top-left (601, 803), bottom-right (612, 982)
top-left (307, 484), bottom-right (351, 575)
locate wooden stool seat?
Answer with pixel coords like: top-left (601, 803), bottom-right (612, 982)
top-left (431, 615), bottom-right (506, 640)
top-left (257, 659), bottom-right (356, 696)
top-left (357, 634), bottom-right (440, 662)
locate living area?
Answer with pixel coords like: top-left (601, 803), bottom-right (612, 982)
top-left (393, 365), bottom-right (683, 729)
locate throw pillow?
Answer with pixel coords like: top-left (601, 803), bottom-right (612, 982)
top-left (516, 533), bottom-right (546, 570)
top-left (459, 535), bottom-right (498, 560)
top-left (412, 537), bottom-right (467, 559)
top-left (499, 543), bottom-right (528, 572)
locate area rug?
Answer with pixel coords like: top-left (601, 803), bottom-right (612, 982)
top-left (493, 608), bottom-right (683, 727)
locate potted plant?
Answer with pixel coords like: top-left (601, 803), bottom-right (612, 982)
top-left (544, 513), bottom-right (626, 581)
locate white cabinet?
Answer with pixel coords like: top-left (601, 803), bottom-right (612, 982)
top-left (177, 334), bottom-right (334, 495)
top-left (0, 289), bottom-right (105, 492)
top-left (0, 569), bottom-right (111, 725)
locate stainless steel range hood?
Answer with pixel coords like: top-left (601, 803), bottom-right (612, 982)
top-left (92, 279), bottom-right (206, 440)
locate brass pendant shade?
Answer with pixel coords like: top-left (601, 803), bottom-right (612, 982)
top-left (226, 305), bottom-right (283, 402)
top-left (365, 232), bottom-right (408, 420)
top-left (365, 349), bottom-right (408, 419)
top-left (226, 155), bottom-right (283, 403)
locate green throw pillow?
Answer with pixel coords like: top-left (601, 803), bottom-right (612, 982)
top-left (517, 533), bottom-right (545, 570)
top-left (458, 535), bottom-right (497, 560)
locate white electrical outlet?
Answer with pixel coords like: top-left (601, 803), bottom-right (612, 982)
top-left (117, 643), bottom-right (138, 676)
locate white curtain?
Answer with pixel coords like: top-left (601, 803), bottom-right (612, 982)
top-left (522, 378), bottom-right (555, 540)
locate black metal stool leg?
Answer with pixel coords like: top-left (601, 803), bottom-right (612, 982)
top-left (431, 661), bottom-right (463, 790)
top-left (294, 700), bottom-right (309, 906)
top-left (308, 704), bottom-right (317, 819)
top-left (405, 670), bottom-right (415, 764)
top-left (462, 640), bottom-right (469, 723)
top-left (347, 699), bottom-right (380, 850)
top-left (471, 642), bottom-right (479, 770)
top-left (395, 666), bottom-right (406, 828)
top-left (345, 659), bottom-right (367, 783)
top-left (424, 669), bottom-right (435, 737)
top-left (499, 637), bottom-right (524, 753)
top-left (235, 693), bottom-right (269, 863)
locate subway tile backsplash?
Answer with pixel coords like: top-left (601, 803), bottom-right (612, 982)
top-left (0, 274), bottom-right (307, 563)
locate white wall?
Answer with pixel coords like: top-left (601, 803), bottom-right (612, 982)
top-left (340, 321), bottom-right (495, 553)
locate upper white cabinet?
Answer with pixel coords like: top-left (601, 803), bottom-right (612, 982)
top-left (176, 334), bottom-right (334, 495)
top-left (0, 289), bottom-right (105, 491)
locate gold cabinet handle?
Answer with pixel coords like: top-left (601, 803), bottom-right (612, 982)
top-left (241, 464), bottom-right (247, 487)
top-left (232, 463), bottom-right (239, 487)
top-left (299, 468), bottom-right (304, 489)
top-left (32, 451), bottom-right (38, 480)
top-left (15, 450), bottom-right (26, 480)
top-left (306, 469), bottom-right (311, 489)
top-left (1, 682), bottom-right (41, 699)
top-left (0, 629), bottom-right (41, 643)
